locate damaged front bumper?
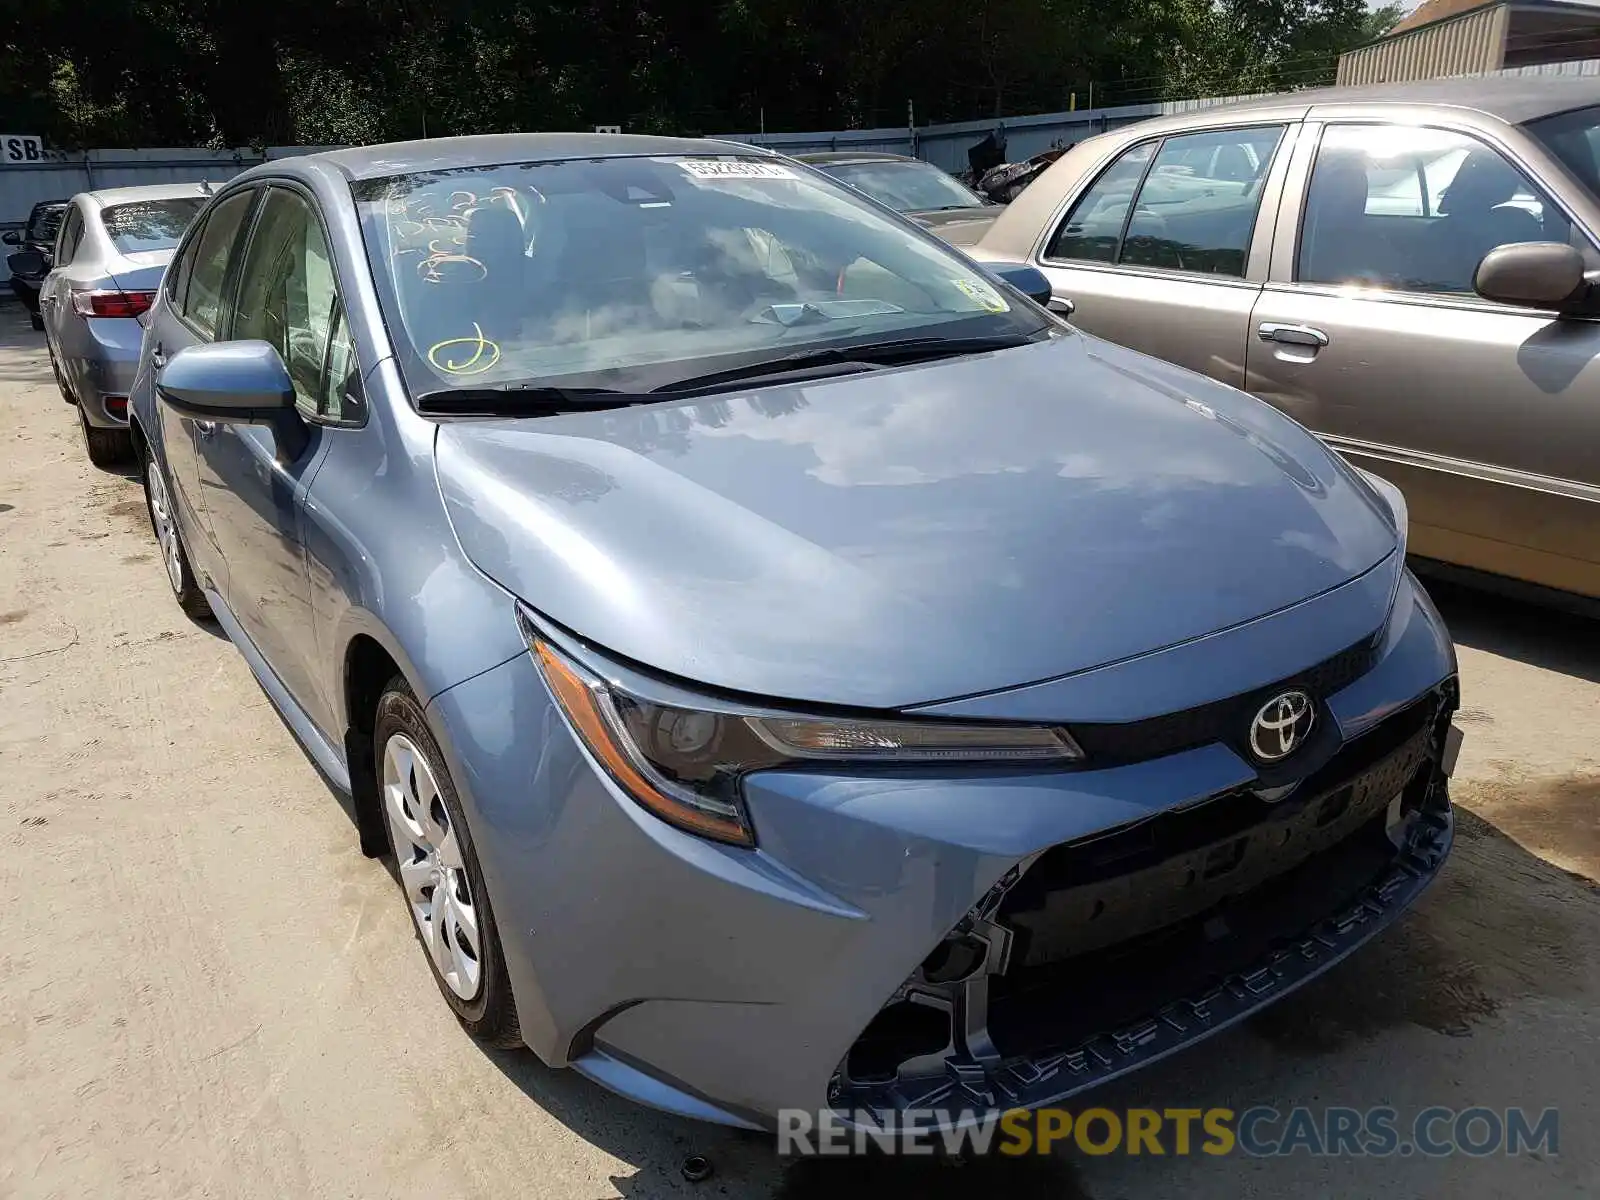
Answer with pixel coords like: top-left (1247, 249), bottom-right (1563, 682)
top-left (830, 687), bottom-right (1455, 1119)
top-left (430, 568), bottom-right (1460, 1129)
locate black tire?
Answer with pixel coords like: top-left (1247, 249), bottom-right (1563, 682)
top-left (140, 441), bottom-right (213, 620)
top-left (375, 678), bottom-right (522, 1048)
top-left (80, 405), bottom-right (132, 468)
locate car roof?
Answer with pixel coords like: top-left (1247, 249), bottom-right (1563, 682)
top-left (81, 182), bottom-right (216, 208)
top-left (791, 151), bottom-right (920, 165)
top-left (1158, 74), bottom-right (1600, 128)
top-left (307, 132), bottom-right (768, 181)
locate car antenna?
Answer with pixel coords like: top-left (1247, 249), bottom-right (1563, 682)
top-left (199, 179), bottom-right (214, 195)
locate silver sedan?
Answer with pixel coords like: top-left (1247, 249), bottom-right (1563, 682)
top-left (39, 183), bottom-right (211, 466)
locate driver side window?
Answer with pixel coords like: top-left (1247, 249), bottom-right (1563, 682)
top-left (229, 188), bottom-right (361, 424)
top-left (1297, 124), bottom-right (1576, 295)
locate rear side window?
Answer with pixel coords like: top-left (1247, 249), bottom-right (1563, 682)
top-left (1047, 125), bottom-right (1285, 277)
top-left (1046, 142), bottom-right (1153, 263)
top-left (101, 199), bottom-right (206, 255)
top-left (179, 190), bottom-right (255, 338)
top-left (55, 208), bottom-right (83, 264)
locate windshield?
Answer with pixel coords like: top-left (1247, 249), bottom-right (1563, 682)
top-left (353, 154), bottom-right (1044, 397)
top-left (102, 198), bottom-right (206, 254)
top-left (817, 160), bottom-right (989, 213)
top-left (1527, 105), bottom-right (1600, 200)
top-left (27, 205), bottom-right (64, 244)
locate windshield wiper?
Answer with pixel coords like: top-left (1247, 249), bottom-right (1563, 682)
top-left (415, 385), bottom-right (644, 416)
top-left (651, 333), bottom-right (1040, 397)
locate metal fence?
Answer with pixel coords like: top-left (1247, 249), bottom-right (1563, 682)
top-left (720, 94), bottom-right (1268, 175)
top-left (0, 94), bottom-right (1265, 229)
top-left (0, 146), bottom-right (338, 232)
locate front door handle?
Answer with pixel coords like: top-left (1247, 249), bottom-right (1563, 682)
top-left (1257, 322), bottom-right (1329, 348)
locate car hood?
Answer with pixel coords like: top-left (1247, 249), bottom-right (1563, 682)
top-left (435, 333), bottom-right (1398, 709)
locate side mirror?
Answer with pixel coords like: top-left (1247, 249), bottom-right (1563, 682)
top-left (2, 230), bottom-right (20, 245)
top-left (985, 261), bottom-right (1054, 307)
top-left (158, 340), bottom-right (309, 462)
top-left (7, 249), bottom-right (46, 277)
top-left (1474, 242), bottom-right (1590, 312)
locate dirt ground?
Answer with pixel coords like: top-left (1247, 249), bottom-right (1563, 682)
top-left (2, 303), bottom-right (1597, 1199)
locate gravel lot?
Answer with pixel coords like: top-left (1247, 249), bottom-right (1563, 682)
top-left (2, 304), bottom-right (1597, 1199)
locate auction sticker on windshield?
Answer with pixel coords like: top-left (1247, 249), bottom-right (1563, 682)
top-left (679, 160), bottom-right (797, 181)
top-left (951, 277), bottom-right (1008, 313)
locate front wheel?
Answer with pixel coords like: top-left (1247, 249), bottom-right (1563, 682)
top-left (376, 679), bottom-right (522, 1047)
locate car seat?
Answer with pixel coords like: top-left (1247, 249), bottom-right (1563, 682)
top-left (1419, 149), bottom-right (1548, 292)
top-left (1299, 152), bottom-right (1398, 286)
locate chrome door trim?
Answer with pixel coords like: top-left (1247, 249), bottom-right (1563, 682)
top-left (1324, 432), bottom-right (1600, 505)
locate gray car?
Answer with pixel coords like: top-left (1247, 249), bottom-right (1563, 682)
top-left (971, 75), bottom-right (1600, 606)
top-left (39, 183), bottom-right (210, 465)
top-left (794, 152), bottom-right (1001, 246)
top-left (129, 133), bottom-right (1461, 1131)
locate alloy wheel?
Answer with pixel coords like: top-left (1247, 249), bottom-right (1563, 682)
top-left (145, 458), bottom-right (185, 596)
top-left (381, 733), bottom-right (483, 1000)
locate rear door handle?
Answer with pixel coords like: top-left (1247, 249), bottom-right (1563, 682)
top-left (1257, 323), bottom-right (1329, 348)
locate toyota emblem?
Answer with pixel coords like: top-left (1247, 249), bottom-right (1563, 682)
top-left (1249, 691), bottom-right (1315, 762)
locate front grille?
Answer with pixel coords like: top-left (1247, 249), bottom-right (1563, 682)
top-left (1069, 631), bottom-right (1381, 766)
top-left (999, 690), bottom-right (1441, 967)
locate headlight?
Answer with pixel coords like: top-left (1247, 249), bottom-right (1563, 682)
top-left (521, 611), bottom-right (1082, 847)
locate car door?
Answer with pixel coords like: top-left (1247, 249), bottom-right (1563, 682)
top-left (1247, 118), bottom-right (1600, 598)
top-left (40, 204), bottom-right (83, 373)
top-left (148, 186), bottom-right (260, 585)
top-left (195, 183), bottom-right (359, 726)
top-left (1031, 122), bottom-right (1295, 389)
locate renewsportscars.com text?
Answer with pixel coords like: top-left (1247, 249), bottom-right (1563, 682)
top-left (778, 1106), bottom-right (1559, 1158)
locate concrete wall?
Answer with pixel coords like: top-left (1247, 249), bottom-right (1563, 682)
top-left (0, 146), bottom-right (339, 233)
top-left (0, 92), bottom-right (1274, 230)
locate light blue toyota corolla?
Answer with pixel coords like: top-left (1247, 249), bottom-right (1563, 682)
top-left (129, 133), bottom-right (1463, 1130)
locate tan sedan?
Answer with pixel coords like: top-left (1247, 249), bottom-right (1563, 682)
top-left (969, 75), bottom-right (1600, 605)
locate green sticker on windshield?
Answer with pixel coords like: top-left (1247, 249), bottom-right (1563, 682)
top-left (951, 277), bottom-right (1007, 313)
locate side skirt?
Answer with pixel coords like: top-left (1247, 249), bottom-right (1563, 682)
top-left (204, 585), bottom-right (352, 796)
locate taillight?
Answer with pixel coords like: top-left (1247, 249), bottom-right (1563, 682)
top-left (71, 290), bottom-right (155, 319)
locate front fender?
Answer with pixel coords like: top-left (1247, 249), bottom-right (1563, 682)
top-left (303, 360), bottom-right (527, 734)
